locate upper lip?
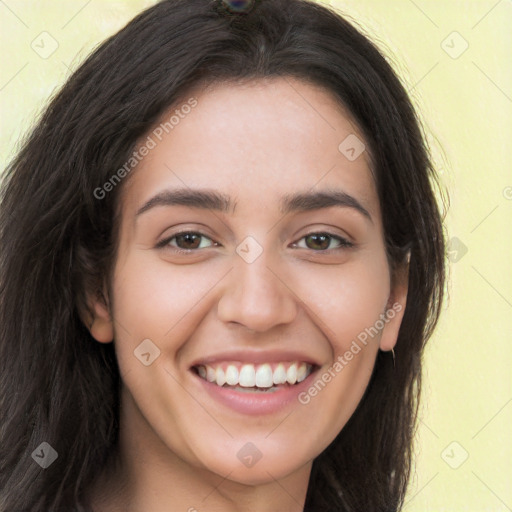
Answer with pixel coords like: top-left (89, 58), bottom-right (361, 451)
top-left (189, 349), bottom-right (322, 368)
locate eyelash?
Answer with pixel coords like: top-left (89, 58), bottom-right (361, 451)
top-left (156, 230), bottom-right (354, 253)
top-left (293, 232), bottom-right (354, 251)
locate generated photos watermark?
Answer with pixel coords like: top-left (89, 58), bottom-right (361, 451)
top-left (298, 301), bottom-right (403, 404)
top-left (94, 97), bottom-right (198, 200)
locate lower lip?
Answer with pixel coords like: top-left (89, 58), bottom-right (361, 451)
top-left (191, 370), bottom-right (317, 416)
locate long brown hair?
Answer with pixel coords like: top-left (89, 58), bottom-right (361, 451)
top-left (0, 1), bottom-right (446, 510)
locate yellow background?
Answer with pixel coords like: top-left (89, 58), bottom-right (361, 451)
top-left (1, 1), bottom-right (511, 510)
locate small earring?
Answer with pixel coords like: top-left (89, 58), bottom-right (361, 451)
top-left (391, 348), bottom-right (396, 368)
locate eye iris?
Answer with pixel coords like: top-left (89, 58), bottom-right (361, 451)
top-left (306, 234), bottom-right (330, 250)
top-left (176, 233), bottom-right (201, 249)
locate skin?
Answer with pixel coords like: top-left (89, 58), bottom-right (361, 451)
top-left (86, 77), bottom-right (408, 512)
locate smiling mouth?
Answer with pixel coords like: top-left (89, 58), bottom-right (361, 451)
top-left (192, 361), bottom-right (315, 392)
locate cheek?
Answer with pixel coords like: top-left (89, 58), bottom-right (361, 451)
top-left (108, 252), bottom-right (234, 392)
top-left (293, 254), bottom-right (391, 352)
top-left (291, 258), bottom-right (390, 443)
top-left (111, 252), bottom-right (227, 347)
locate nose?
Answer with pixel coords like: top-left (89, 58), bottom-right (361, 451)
top-left (217, 250), bottom-right (298, 333)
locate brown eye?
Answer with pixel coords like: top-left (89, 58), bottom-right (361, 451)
top-left (305, 234), bottom-right (330, 250)
top-left (157, 231), bottom-right (215, 251)
top-left (175, 233), bottom-right (202, 249)
top-left (296, 232), bottom-right (353, 251)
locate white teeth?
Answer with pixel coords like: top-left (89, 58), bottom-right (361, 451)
top-left (206, 365), bottom-right (216, 382)
top-left (286, 363), bottom-right (298, 384)
top-left (297, 362), bottom-right (308, 383)
top-left (215, 367), bottom-right (226, 386)
top-left (273, 363), bottom-right (287, 385)
top-left (225, 365), bottom-right (239, 386)
top-left (239, 364), bottom-right (256, 387)
top-left (196, 362), bottom-right (313, 388)
top-left (255, 363), bottom-right (273, 388)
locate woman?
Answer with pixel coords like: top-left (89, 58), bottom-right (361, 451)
top-left (0, 0), bottom-right (446, 510)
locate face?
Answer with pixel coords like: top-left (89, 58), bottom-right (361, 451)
top-left (88, 77), bottom-right (407, 486)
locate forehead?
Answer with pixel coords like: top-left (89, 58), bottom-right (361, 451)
top-left (121, 77), bottom-right (379, 221)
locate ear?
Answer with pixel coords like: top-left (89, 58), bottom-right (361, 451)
top-left (379, 259), bottom-right (409, 352)
top-left (80, 287), bottom-right (114, 344)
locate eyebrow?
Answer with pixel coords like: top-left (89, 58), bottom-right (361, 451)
top-left (280, 189), bottom-right (372, 221)
top-left (136, 187), bottom-right (372, 221)
top-left (136, 188), bottom-right (233, 216)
